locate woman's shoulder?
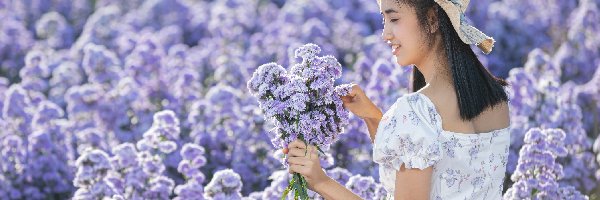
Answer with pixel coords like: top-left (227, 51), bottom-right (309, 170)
top-left (471, 100), bottom-right (510, 132)
top-left (396, 91), bottom-right (435, 109)
top-left (373, 92), bottom-right (444, 170)
top-left (412, 87), bottom-right (511, 134)
top-left (390, 92), bottom-right (443, 132)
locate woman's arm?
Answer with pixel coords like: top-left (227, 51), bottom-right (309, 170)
top-left (363, 114), bottom-right (382, 144)
top-left (312, 177), bottom-right (362, 200)
top-left (339, 84), bottom-right (383, 143)
top-left (394, 164), bottom-right (433, 200)
top-left (285, 140), bottom-right (362, 200)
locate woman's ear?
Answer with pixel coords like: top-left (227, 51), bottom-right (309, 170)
top-left (427, 7), bottom-right (439, 34)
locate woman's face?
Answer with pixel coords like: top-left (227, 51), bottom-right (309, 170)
top-left (379, 0), bottom-right (429, 66)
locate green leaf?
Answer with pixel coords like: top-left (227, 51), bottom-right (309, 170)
top-left (282, 175), bottom-right (296, 200)
top-left (294, 174), bottom-right (309, 200)
top-left (316, 146), bottom-right (325, 155)
top-left (302, 176), bottom-right (309, 195)
top-left (293, 174), bottom-right (302, 194)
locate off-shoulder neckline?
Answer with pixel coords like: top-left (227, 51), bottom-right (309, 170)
top-left (411, 92), bottom-right (511, 138)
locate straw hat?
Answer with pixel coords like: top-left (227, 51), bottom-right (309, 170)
top-left (433, 0), bottom-right (495, 54)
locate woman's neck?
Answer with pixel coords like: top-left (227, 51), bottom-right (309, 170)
top-left (414, 51), bottom-right (453, 90)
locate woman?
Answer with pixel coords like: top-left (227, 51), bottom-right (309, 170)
top-left (284, 0), bottom-right (511, 199)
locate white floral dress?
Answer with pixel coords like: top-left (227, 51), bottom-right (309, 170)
top-left (373, 92), bottom-right (511, 200)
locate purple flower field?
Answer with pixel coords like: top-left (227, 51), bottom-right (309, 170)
top-left (0, 0), bottom-right (599, 199)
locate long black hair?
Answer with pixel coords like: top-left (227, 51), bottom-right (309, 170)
top-left (400, 0), bottom-right (509, 121)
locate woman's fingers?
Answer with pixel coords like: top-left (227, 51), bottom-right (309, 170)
top-left (288, 148), bottom-right (307, 157)
top-left (288, 146), bottom-right (319, 158)
top-left (340, 93), bottom-right (355, 102)
top-left (287, 157), bottom-right (307, 174)
top-left (289, 163), bottom-right (306, 174)
top-left (288, 139), bottom-right (306, 149)
top-left (340, 84), bottom-right (358, 103)
top-left (287, 140), bottom-right (318, 152)
top-left (287, 156), bottom-right (311, 165)
top-left (287, 157), bottom-right (314, 174)
top-left (287, 154), bottom-right (318, 175)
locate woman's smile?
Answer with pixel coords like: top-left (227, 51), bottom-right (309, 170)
top-left (392, 44), bottom-right (401, 55)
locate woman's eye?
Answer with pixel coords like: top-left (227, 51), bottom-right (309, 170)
top-left (382, 19), bottom-right (399, 25)
top-left (382, 17), bottom-right (399, 25)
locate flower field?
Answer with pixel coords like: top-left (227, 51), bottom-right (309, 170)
top-left (0, 0), bottom-right (599, 199)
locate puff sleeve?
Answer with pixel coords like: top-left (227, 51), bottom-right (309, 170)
top-left (372, 93), bottom-right (444, 171)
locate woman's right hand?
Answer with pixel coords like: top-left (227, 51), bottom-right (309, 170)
top-left (340, 84), bottom-right (382, 120)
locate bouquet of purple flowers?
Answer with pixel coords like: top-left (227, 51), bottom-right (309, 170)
top-left (247, 43), bottom-right (352, 199)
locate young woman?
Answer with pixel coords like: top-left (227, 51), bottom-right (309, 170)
top-left (284, 0), bottom-right (511, 199)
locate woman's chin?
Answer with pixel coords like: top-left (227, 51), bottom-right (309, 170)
top-left (393, 55), bottom-right (411, 67)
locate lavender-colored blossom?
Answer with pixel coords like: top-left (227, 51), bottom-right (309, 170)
top-left (294, 43), bottom-right (321, 62)
top-left (0, 10), bottom-right (34, 79)
top-left (249, 169), bottom-right (288, 199)
top-left (204, 169), bottom-right (243, 200)
top-left (248, 43), bottom-right (351, 150)
top-left (175, 144), bottom-right (207, 200)
top-left (143, 175), bottom-right (175, 200)
top-left (174, 180), bottom-right (205, 200)
top-left (326, 167), bottom-right (353, 186)
top-left (82, 43), bottom-right (123, 85)
top-left (35, 11), bottom-right (74, 49)
top-left (344, 174), bottom-right (383, 200)
top-left (48, 61), bottom-right (84, 106)
top-left (137, 110), bottom-right (180, 153)
top-left (0, 0), bottom-right (598, 199)
top-left (504, 128), bottom-right (588, 200)
top-left (110, 143), bottom-right (139, 170)
top-left (247, 62), bottom-right (287, 98)
top-left (73, 149), bottom-right (113, 199)
top-left (178, 143), bottom-right (207, 180)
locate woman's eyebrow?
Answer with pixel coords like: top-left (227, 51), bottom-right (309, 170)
top-left (384, 8), bottom-right (399, 14)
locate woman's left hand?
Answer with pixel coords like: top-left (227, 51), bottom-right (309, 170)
top-left (284, 139), bottom-right (331, 191)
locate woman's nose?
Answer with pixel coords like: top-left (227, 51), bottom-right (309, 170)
top-left (381, 29), bottom-right (393, 42)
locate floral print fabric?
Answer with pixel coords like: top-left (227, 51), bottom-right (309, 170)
top-left (373, 92), bottom-right (511, 199)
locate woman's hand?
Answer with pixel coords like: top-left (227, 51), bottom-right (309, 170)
top-left (340, 84), bottom-right (383, 143)
top-left (283, 140), bottom-right (363, 200)
top-left (340, 84), bottom-right (382, 120)
top-left (284, 139), bottom-right (331, 191)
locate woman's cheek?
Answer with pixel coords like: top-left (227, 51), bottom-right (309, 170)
top-left (394, 43), bottom-right (414, 66)
top-left (392, 25), bottom-right (417, 66)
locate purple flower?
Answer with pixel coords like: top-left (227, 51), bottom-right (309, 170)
top-left (35, 11), bottom-right (74, 49)
top-left (143, 175), bottom-right (175, 200)
top-left (174, 180), bottom-right (205, 200)
top-left (110, 143), bottom-right (139, 170)
top-left (31, 100), bottom-right (64, 128)
top-left (326, 167), bottom-right (352, 186)
top-left (175, 143), bottom-right (208, 200)
top-left (247, 62), bottom-right (287, 98)
top-left (204, 169), bottom-right (243, 200)
top-left (344, 174), bottom-right (381, 200)
top-left (504, 128), bottom-right (588, 199)
top-left (178, 143), bottom-right (207, 181)
top-left (81, 43), bottom-right (123, 85)
top-left (136, 110), bottom-right (180, 153)
top-left (294, 43), bottom-right (321, 62)
top-left (73, 149), bottom-right (113, 199)
top-left (181, 143), bottom-right (205, 161)
top-left (248, 43), bottom-right (351, 150)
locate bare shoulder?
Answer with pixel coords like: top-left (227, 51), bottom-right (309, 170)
top-left (474, 99), bottom-right (510, 130)
top-left (418, 87), bottom-right (470, 132)
top-left (418, 87), bottom-right (510, 133)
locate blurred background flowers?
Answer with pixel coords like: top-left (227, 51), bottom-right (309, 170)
top-left (0, 0), bottom-right (599, 199)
